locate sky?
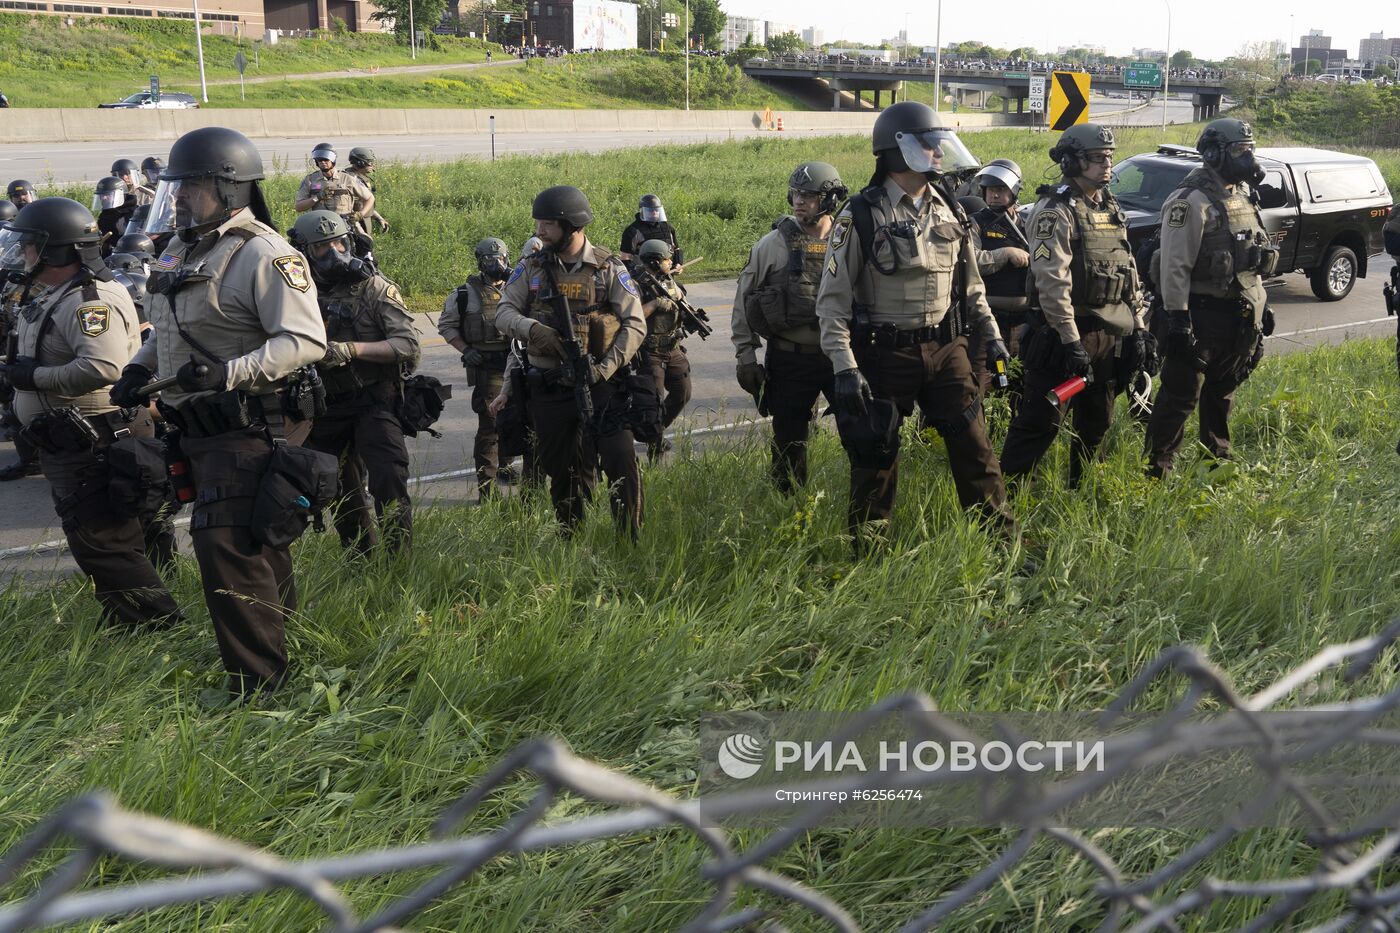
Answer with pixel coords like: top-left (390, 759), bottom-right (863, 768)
top-left (739, 0), bottom-right (1395, 62)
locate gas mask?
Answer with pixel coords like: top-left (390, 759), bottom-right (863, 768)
top-left (478, 256), bottom-right (511, 282)
top-left (1217, 142), bottom-right (1262, 186)
top-left (311, 236), bottom-right (372, 285)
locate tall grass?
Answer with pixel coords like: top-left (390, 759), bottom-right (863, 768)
top-left (1, 336), bottom-right (1398, 929)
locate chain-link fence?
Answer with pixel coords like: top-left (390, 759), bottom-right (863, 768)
top-left (4, 620), bottom-right (1400, 932)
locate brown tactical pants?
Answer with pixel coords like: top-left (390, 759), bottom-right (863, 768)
top-left (844, 336), bottom-right (1012, 536)
top-left (528, 378), bottom-right (642, 540)
top-left (644, 344), bottom-right (692, 430)
top-left (41, 411), bottom-right (180, 628)
top-left (1145, 308), bottom-right (1258, 476)
top-left (183, 420), bottom-right (310, 696)
top-left (1000, 328), bottom-right (1119, 487)
top-left (469, 363), bottom-right (538, 498)
top-left (763, 342), bottom-right (835, 492)
top-left (306, 396), bottom-right (412, 555)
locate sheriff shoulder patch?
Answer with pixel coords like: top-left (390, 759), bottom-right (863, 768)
top-left (618, 268), bottom-right (639, 297)
top-left (1033, 242), bottom-right (1051, 262)
top-left (830, 221), bottom-right (850, 250)
top-left (1166, 200), bottom-right (1191, 228)
top-left (273, 255), bottom-right (311, 292)
top-left (1033, 211), bottom-right (1060, 240)
top-left (76, 303), bottom-right (110, 337)
top-left (384, 282), bottom-right (404, 306)
top-left (507, 261), bottom-right (525, 286)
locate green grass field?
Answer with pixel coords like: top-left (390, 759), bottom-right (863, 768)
top-left (2, 330), bottom-right (1399, 928)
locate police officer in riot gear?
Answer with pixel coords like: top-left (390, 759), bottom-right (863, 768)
top-left (999, 123), bottom-right (1155, 487)
top-left (733, 161), bottom-right (847, 492)
top-left (967, 159), bottom-right (1030, 396)
top-left (1145, 118), bottom-right (1277, 476)
top-left (440, 236), bottom-right (524, 499)
top-left (494, 185), bottom-right (647, 538)
top-left (0, 200), bottom-right (43, 480)
top-left (111, 126), bottom-right (328, 699)
top-left (620, 193), bottom-right (684, 266)
top-left (630, 238), bottom-right (693, 459)
top-left (815, 101), bottom-right (1013, 543)
top-left (292, 210), bottom-right (419, 554)
top-left (140, 157), bottom-right (165, 189)
top-left (0, 197), bottom-right (180, 626)
top-left (294, 143), bottom-right (374, 231)
top-left (92, 176), bottom-right (135, 251)
top-left (7, 180), bottom-right (36, 209)
top-left (111, 159), bottom-right (141, 197)
top-left (345, 147), bottom-right (389, 234)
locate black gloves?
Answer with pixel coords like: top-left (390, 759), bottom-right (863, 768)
top-left (735, 361), bottom-right (766, 397)
top-left (834, 367), bottom-right (873, 417)
top-left (1131, 329), bottom-right (1161, 376)
top-left (110, 364), bottom-right (153, 408)
top-left (1061, 339), bottom-right (1091, 378)
top-left (2, 356), bottom-right (38, 391)
top-left (1260, 304), bottom-right (1276, 337)
top-left (461, 348), bottom-right (484, 368)
top-left (175, 355), bottom-right (227, 393)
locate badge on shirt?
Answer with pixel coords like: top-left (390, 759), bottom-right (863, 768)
top-left (1166, 200), bottom-right (1190, 228)
top-left (76, 303), bottom-right (110, 337)
top-left (273, 255), bottom-right (311, 292)
top-left (1033, 211), bottom-right (1059, 240)
top-left (830, 220), bottom-right (850, 250)
top-left (618, 268), bottom-right (639, 297)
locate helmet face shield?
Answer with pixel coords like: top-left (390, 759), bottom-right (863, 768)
top-left (142, 178), bottom-right (224, 237)
top-left (92, 187), bottom-right (126, 212)
top-left (640, 204), bottom-right (667, 223)
top-left (975, 163), bottom-right (1022, 196)
top-left (895, 128), bottom-right (978, 176)
top-left (139, 180), bottom-right (181, 236)
top-left (0, 228), bottom-right (44, 272)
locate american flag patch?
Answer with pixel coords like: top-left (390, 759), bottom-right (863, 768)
top-left (154, 253), bottom-right (181, 271)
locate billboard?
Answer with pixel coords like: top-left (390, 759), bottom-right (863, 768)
top-left (572, 0), bottom-right (637, 50)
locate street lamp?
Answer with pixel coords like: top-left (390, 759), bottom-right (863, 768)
top-left (408, 0), bottom-right (416, 59)
top-left (684, 0), bottom-right (690, 111)
top-left (932, 0), bottom-right (942, 112)
top-left (191, 0), bottom-right (209, 103)
top-left (1160, 0), bottom-right (1171, 131)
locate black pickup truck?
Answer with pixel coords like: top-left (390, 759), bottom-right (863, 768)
top-left (1110, 144), bottom-right (1394, 300)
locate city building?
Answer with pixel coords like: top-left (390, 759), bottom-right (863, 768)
top-left (801, 26), bottom-right (824, 48)
top-left (2, 0), bottom-right (378, 36)
top-left (764, 20), bottom-right (797, 43)
top-left (526, 0), bottom-right (637, 50)
top-left (1291, 29), bottom-right (1347, 70)
top-left (1359, 32), bottom-right (1400, 66)
top-left (721, 14), bottom-right (764, 52)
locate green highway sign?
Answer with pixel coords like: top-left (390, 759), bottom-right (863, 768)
top-left (1003, 71), bottom-right (1028, 79)
top-left (1123, 62), bottom-right (1162, 88)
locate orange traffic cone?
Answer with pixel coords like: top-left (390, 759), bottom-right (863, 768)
top-left (776, 116), bottom-right (785, 132)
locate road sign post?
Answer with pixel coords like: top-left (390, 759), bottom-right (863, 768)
top-left (234, 51), bottom-right (247, 101)
top-left (1028, 75), bottom-right (1045, 122)
top-left (1049, 70), bottom-right (1090, 131)
top-left (149, 74), bottom-right (160, 102)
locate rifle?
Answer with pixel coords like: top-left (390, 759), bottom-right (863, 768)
top-left (632, 264), bottom-right (712, 341)
top-left (539, 255), bottom-right (595, 430)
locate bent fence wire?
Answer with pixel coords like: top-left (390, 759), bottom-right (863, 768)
top-left (4, 620), bottom-right (1400, 932)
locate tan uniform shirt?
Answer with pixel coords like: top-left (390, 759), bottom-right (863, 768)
top-left (731, 219), bottom-right (824, 366)
top-left (494, 238), bottom-right (646, 382)
top-left (131, 211), bottom-right (328, 408)
top-left (323, 275), bottom-right (420, 369)
top-left (1024, 186), bottom-right (1146, 343)
top-left (296, 168), bottom-right (371, 218)
top-left (815, 176), bottom-right (1000, 374)
top-left (1157, 170), bottom-right (1266, 313)
top-left (13, 275), bottom-right (141, 424)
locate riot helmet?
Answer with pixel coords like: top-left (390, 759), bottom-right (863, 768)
top-left (1198, 118), bottom-right (1262, 185)
top-left (289, 209), bottom-right (371, 285)
top-left (974, 158), bottom-right (1023, 201)
top-left (92, 176), bottom-right (127, 213)
top-left (7, 180), bottom-right (35, 207)
top-left (474, 236), bottom-right (511, 281)
top-left (143, 126), bottom-right (270, 242)
top-left (638, 194), bottom-right (667, 224)
top-left (140, 156), bottom-right (166, 187)
top-left (637, 238), bottom-right (673, 271)
top-left (532, 185), bottom-right (593, 230)
top-left (871, 101), bottom-right (978, 177)
top-left (1049, 123), bottom-right (1116, 179)
top-left (0, 197), bottom-right (107, 281)
top-left (0, 201), bottom-right (15, 224)
top-left (111, 158), bottom-right (139, 179)
top-left (311, 143), bottom-right (337, 166)
top-left (113, 231), bottom-right (155, 259)
top-left (113, 268), bottom-right (149, 313)
top-left (787, 161), bottom-right (848, 216)
top-left (107, 251), bottom-right (147, 274)
top-left (348, 147), bottom-right (376, 168)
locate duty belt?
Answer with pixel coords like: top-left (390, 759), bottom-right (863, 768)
top-left (469, 349), bottom-right (510, 369)
top-left (22, 408), bottom-right (133, 454)
top-left (1189, 294), bottom-right (1252, 316)
top-left (768, 336), bottom-right (825, 355)
top-left (853, 323), bottom-right (943, 349)
top-left (161, 390), bottom-right (287, 439)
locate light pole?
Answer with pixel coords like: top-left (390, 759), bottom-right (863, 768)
top-left (1160, 0), bottom-right (1171, 131)
top-left (902, 10), bottom-right (909, 101)
top-left (408, 0), bottom-right (416, 59)
top-left (191, 0), bottom-right (208, 103)
top-left (932, 0), bottom-right (942, 112)
top-left (684, 0), bottom-right (690, 111)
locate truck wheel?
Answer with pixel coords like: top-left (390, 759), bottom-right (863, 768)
top-left (1310, 245), bottom-right (1358, 301)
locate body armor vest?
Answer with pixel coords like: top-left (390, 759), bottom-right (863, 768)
top-left (743, 217), bottom-right (827, 337)
top-left (640, 269), bottom-right (685, 347)
top-left (457, 275), bottom-right (508, 350)
top-left (1178, 168), bottom-right (1273, 314)
top-left (318, 278), bottom-right (401, 397)
top-left (1033, 186), bottom-right (1137, 335)
top-left (850, 186), bottom-right (967, 330)
top-left (525, 251), bottom-right (620, 359)
top-left (16, 276), bottom-right (110, 417)
top-left (973, 207), bottom-right (1029, 305)
top-left (306, 170), bottom-right (358, 216)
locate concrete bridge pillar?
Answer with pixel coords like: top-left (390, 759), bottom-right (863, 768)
top-left (833, 90), bottom-right (841, 111)
top-left (1192, 92), bottom-right (1222, 121)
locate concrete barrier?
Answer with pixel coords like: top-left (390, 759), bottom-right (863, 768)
top-left (0, 107), bottom-right (887, 144)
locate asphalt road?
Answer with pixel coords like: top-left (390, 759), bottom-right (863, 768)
top-left (0, 98), bottom-right (1197, 188)
top-left (0, 262), bottom-right (1394, 580)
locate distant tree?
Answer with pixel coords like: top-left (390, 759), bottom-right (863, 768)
top-left (688, 0), bottom-right (724, 48)
top-left (765, 31), bottom-right (804, 55)
top-left (372, 0), bottom-right (448, 42)
top-left (1170, 49), bottom-right (1194, 69)
top-left (1375, 63), bottom-right (1394, 79)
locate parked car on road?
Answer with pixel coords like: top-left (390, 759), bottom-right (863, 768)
top-left (1111, 144), bottom-right (1393, 301)
top-left (98, 91), bottom-right (199, 110)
